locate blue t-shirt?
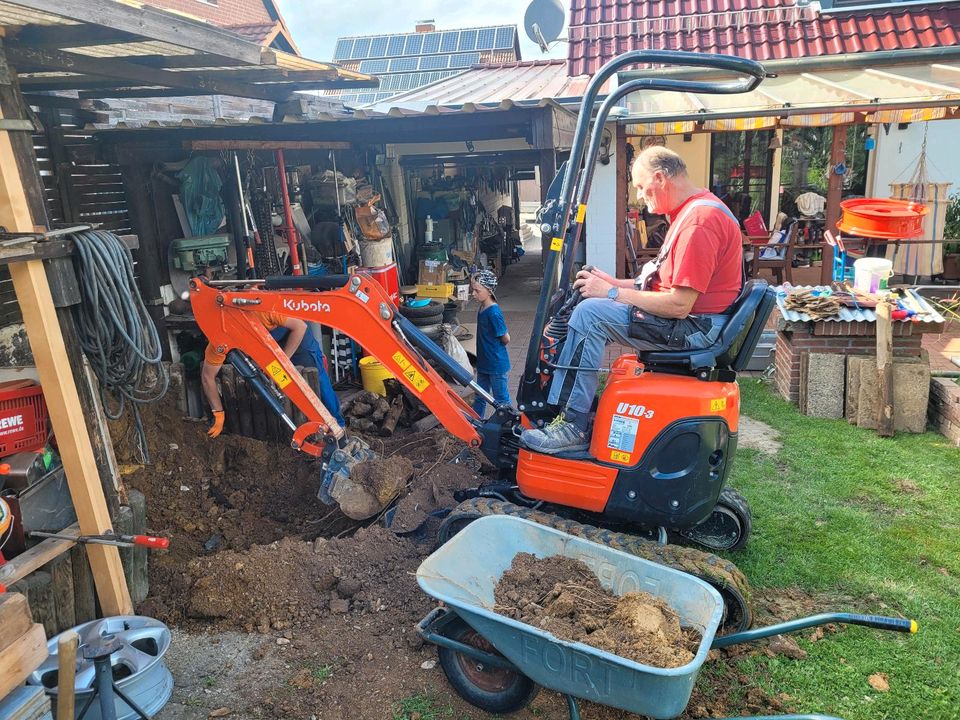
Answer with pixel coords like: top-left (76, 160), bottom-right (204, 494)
top-left (476, 304), bottom-right (510, 374)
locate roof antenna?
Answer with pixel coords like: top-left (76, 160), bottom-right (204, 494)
top-left (524, 0), bottom-right (566, 53)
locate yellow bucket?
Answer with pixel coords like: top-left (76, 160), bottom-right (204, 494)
top-left (359, 355), bottom-right (395, 396)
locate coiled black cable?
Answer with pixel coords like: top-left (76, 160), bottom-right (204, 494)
top-left (70, 229), bottom-right (168, 463)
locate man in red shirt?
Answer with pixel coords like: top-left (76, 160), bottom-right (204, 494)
top-left (522, 146), bottom-right (743, 454)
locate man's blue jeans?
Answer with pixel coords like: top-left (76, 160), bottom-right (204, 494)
top-left (547, 298), bottom-right (726, 417)
top-left (472, 372), bottom-right (511, 417)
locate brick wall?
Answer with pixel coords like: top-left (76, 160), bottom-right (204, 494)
top-left (144, 0), bottom-right (271, 27)
top-left (775, 323), bottom-right (924, 404)
top-left (929, 377), bottom-right (960, 446)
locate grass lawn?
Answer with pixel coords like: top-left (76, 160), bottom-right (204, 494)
top-left (716, 380), bottom-right (960, 719)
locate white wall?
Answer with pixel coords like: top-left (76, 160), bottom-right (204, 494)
top-left (870, 119), bottom-right (960, 198)
top-left (585, 122), bottom-right (619, 273)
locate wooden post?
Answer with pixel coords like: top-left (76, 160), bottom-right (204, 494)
top-left (615, 124), bottom-right (627, 278)
top-left (56, 630), bottom-right (79, 720)
top-left (821, 125), bottom-right (849, 284)
top-left (876, 301), bottom-right (895, 437)
top-left (0, 41), bottom-right (132, 615)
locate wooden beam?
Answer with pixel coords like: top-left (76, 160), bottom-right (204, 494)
top-left (185, 140), bottom-right (351, 150)
top-left (12, 24), bottom-right (142, 50)
top-left (876, 301), bottom-right (895, 437)
top-left (0, 60), bottom-right (131, 617)
top-left (8, 0), bottom-right (263, 65)
top-left (0, 624), bottom-right (47, 699)
top-left (821, 125), bottom-right (848, 284)
top-left (108, 53), bottom-right (249, 69)
top-left (23, 94), bottom-right (109, 110)
top-left (0, 526), bottom-right (77, 587)
top-left (6, 46), bottom-right (293, 102)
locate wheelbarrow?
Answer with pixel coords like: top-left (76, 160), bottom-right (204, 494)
top-left (416, 515), bottom-right (916, 720)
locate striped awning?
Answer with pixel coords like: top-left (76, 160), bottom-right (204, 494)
top-left (622, 56), bottom-right (960, 134)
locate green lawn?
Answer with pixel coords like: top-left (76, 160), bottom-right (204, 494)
top-left (719, 380), bottom-right (960, 719)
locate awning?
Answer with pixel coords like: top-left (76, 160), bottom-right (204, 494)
top-left (621, 50), bottom-right (960, 134)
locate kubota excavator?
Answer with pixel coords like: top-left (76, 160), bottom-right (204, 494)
top-left (189, 50), bottom-right (777, 632)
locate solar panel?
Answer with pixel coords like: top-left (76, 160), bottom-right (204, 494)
top-left (357, 93), bottom-right (376, 104)
top-left (389, 57), bottom-right (418, 72)
top-left (403, 34), bottom-right (423, 55)
top-left (422, 32), bottom-right (441, 54)
top-left (359, 59), bottom-right (389, 74)
top-left (419, 54), bottom-right (447, 70)
top-left (387, 35), bottom-right (406, 57)
top-left (449, 53), bottom-right (480, 68)
top-left (351, 37), bottom-right (371, 59)
top-left (333, 38), bottom-right (353, 60)
top-left (458, 30), bottom-right (477, 51)
top-left (368, 37), bottom-right (388, 58)
top-left (494, 27), bottom-right (514, 49)
top-left (440, 32), bottom-right (459, 52)
top-left (477, 28), bottom-right (496, 50)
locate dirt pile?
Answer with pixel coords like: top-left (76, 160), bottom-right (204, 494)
top-left (183, 525), bottom-right (427, 632)
top-left (495, 553), bottom-right (700, 668)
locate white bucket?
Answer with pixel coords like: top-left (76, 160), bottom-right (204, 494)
top-left (359, 237), bottom-right (393, 268)
top-left (853, 257), bottom-right (893, 295)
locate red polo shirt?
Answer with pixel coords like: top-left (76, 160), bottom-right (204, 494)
top-left (658, 190), bottom-right (743, 314)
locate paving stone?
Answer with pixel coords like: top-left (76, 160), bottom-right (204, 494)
top-left (804, 352), bottom-right (845, 419)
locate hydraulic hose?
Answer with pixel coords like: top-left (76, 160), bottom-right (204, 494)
top-left (70, 229), bottom-right (169, 463)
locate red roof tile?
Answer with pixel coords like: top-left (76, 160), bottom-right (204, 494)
top-left (226, 22), bottom-right (279, 45)
top-left (567, 1), bottom-right (960, 75)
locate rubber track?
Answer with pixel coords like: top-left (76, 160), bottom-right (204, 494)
top-left (444, 497), bottom-right (753, 633)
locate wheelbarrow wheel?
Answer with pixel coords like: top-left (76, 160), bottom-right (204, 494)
top-left (437, 616), bottom-right (539, 714)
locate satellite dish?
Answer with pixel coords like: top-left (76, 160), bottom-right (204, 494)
top-left (524, 0), bottom-right (565, 53)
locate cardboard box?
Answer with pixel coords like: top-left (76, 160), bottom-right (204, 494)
top-left (418, 260), bottom-right (449, 285)
top-left (417, 283), bottom-right (454, 299)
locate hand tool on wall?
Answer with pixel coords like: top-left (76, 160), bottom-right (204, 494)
top-left (276, 149), bottom-right (303, 275)
top-left (29, 530), bottom-right (170, 549)
top-left (233, 152), bottom-right (257, 279)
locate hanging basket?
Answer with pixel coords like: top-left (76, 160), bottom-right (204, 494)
top-left (837, 198), bottom-right (928, 239)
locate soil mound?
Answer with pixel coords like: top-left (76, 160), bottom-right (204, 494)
top-left (494, 553), bottom-right (700, 668)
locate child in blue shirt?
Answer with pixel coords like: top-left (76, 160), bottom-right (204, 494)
top-left (470, 270), bottom-right (511, 417)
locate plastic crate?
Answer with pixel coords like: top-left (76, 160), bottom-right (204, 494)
top-left (0, 381), bottom-right (49, 456)
top-left (745, 330), bottom-right (777, 371)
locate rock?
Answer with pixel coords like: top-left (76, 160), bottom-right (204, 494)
top-left (330, 598), bottom-right (350, 614)
top-left (314, 572), bottom-right (339, 593)
top-left (276, 637), bottom-right (290, 646)
top-left (766, 635), bottom-right (807, 660)
top-left (313, 538), bottom-right (328, 554)
top-left (337, 578), bottom-right (362, 598)
top-left (868, 673), bottom-right (890, 692)
top-left (420, 660), bottom-right (437, 670)
top-left (208, 709), bottom-right (231, 718)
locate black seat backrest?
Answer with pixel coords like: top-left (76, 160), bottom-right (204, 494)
top-left (642, 279), bottom-right (777, 372)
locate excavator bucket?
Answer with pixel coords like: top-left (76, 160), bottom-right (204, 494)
top-left (319, 436), bottom-right (393, 521)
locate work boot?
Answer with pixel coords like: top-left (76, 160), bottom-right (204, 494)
top-left (520, 415), bottom-right (589, 454)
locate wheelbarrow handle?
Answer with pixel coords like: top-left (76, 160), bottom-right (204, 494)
top-left (712, 612), bottom-right (917, 649)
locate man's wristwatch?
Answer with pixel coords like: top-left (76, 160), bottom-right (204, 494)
top-left (607, 286), bottom-right (620, 301)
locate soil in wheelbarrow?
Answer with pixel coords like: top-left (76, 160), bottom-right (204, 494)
top-left (495, 553), bottom-right (701, 669)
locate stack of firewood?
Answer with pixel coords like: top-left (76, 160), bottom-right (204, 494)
top-left (342, 379), bottom-right (431, 436)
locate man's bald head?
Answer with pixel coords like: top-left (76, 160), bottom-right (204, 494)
top-left (631, 146), bottom-right (695, 215)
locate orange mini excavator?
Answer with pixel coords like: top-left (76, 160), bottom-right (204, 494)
top-left (190, 50), bottom-right (776, 631)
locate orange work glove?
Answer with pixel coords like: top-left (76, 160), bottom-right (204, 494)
top-left (207, 411), bottom-right (225, 438)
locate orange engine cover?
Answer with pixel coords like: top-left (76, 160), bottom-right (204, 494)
top-left (516, 355), bottom-right (739, 513)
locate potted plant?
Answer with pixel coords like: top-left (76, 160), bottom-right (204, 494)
top-left (945, 193), bottom-right (960, 281)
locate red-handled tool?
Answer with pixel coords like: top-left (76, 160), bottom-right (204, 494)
top-left (28, 530), bottom-right (170, 549)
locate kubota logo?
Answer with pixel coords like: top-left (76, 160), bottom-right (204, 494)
top-left (282, 298), bottom-right (331, 314)
top-left (616, 403), bottom-right (654, 419)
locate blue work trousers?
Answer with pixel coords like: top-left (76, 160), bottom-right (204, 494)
top-left (472, 372), bottom-right (511, 418)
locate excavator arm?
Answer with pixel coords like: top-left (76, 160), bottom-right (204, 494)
top-left (189, 273), bottom-right (486, 504)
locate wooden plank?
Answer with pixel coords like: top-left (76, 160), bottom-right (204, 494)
top-left (12, 571), bottom-right (56, 637)
top-left (127, 490), bottom-right (149, 605)
top-left (12, 25), bottom-right (141, 51)
top-left (56, 630), bottom-right (79, 720)
top-left (0, 525), bottom-right (77, 587)
top-left (876, 301), bottom-right (895, 437)
top-left (49, 552), bottom-right (76, 633)
top-left (9, 0), bottom-right (263, 65)
top-left (186, 140), bottom-right (352, 151)
top-left (70, 545), bottom-right (97, 624)
top-left (0, 623), bottom-right (48, 700)
top-left (0, 593), bottom-right (34, 653)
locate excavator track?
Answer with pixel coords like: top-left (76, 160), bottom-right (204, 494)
top-left (438, 497), bottom-right (753, 634)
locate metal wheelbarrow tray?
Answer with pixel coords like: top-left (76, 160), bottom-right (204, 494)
top-left (417, 515), bottom-right (916, 720)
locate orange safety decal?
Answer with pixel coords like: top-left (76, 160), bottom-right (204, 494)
top-left (392, 351), bottom-right (431, 393)
top-left (266, 360), bottom-right (292, 389)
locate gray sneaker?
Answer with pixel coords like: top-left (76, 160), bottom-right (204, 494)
top-left (521, 416), bottom-right (590, 454)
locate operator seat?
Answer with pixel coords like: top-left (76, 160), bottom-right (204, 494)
top-left (640, 279), bottom-right (776, 375)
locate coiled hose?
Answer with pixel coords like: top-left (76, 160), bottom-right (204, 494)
top-left (70, 229), bottom-right (168, 463)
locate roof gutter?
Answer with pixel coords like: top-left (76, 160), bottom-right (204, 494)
top-left (619, 46), bottom-right (960, 82)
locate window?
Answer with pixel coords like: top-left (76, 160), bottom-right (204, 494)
top-left (422, 32), bottom-right (441, 54)
top-left (476, 28), bottom-right (496, 50)
top-left (458, 30), bottom-right (477, 51)
top-left (359, 59), bottom-right (389, 74)
top-left (368, 37), bottom-right (388, 57)
top-left (333, 38), bottom-right (353, 60)
top-left (440, 32), bottom-right (459, 52)
top-left (404, 34), bottom-right (424, 55)
top-left (387, 35), bottom-right (406, 57)
top-left (351, 38), bottom-right (371, 59)
top-left (494, 27), bottom-right (514, 49)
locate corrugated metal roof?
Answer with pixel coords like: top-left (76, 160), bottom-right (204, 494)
top-left (568, 1), bottom-right (960, 75)
top-left (365, 60), bottom-right (596, 112)
top-left (775, 286), bottom-right (945, 324)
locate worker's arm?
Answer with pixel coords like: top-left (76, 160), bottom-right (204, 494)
top-left (574, 270), bottom-right (700, 319)
top-left (500, 332), bottom-right (510, 345)
top-left (585, 266), bottom-right (634, 289)
top-left (278, 317), bottom-right (308, 358)
top-left (201, 361), bottom-right (226, 438)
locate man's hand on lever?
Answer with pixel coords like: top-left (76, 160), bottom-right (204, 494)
top-left (573, 267), bottom-right (615, 299)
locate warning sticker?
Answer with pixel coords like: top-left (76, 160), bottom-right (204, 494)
top-left (266, 361), bottom-right (292, 389)
top-left (710, 398), bottom-right (727, 412)
top-left (607, 414), bottom-right (639, 453)
top-left (550, 236), bottom-right (563, 252)
top-left (610, 450), bottom-right (632, 464)
top-left (393, 352), bottom-right (430, 393)
top-left (576, 204), bottom-right (587, 223)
